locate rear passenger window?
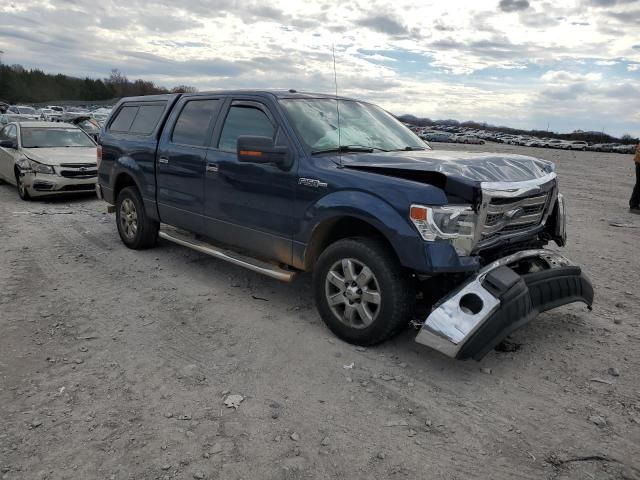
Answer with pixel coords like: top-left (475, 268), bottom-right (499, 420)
top-left (130, 105), bottom-right (165, 135)
top-left (171, 100), bottom-right (219, 146)
top-left (109, 106), bottom-right (138, 132)
top-left (218, 106), bottom-right (274, 152)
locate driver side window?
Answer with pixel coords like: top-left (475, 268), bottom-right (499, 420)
top-left (218, 106), bottom-right (275, 153)
top-left (4, 125), bottom-right (17, 142)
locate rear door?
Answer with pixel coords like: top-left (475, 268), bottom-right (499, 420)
top-left (156, 96), bottom-right (222, 233)
top-left (202, 98), bottom-right (297, 265)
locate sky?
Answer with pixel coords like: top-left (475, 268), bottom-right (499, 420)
top-left (0, 0), bottom-right (639, 136)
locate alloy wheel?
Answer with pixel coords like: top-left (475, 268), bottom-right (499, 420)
top-left (325, 258), bottom-right (381, 328)
top-left (119, 198), bottom-right (138, 240)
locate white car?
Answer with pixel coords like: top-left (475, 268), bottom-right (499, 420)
top-left (568, 141), bottom-right (588, 151)
top-left (545, 139), bottom-right (564, 148)
top-left (46, 106), bottom-right (64, 121)
top-left (6, 105), bottom-right (40, 121)
top-left (90, 107), bottom-right (112, 127)
top-left (38, 108), bottom-right (55, 121)
top-left (0, 122), bottom-right (98, 200)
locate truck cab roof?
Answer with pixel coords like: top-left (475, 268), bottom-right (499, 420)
top-left (119, 90), bottom-right (360, 103)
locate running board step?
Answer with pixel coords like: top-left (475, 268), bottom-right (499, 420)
top-left (158, 225), bottom-right (296, 282)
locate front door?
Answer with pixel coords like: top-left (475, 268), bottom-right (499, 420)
top-left (0, 125), bottom-right (19, 184)
top-left (202, 99), bottom-right (297, 265)
top-left (156, 98), bottom-right (222, 233)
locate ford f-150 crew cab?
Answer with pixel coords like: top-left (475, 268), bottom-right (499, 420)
top-left (96, 90), bottom-right (593, 359)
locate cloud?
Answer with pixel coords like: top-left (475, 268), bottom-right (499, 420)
top-left (586, 0), bottom-right (637, 6)
top-left (604, 8), bottom-right (640, 24)
top-left (540, 70), bottom-right (603, 83)
top-left (0, 0), bottom-right (638, 136)
top-left (498, 0), bottom-right (530, 12)
top-left (356, 15), bottom-right (408, 36)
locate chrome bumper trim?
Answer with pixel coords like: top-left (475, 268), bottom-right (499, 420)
top-left (415, 249), bottom-right (575, 358)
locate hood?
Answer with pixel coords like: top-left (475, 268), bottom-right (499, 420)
top-left (23, 147), bottom-right (97, 166)
top-left (339, 149), bottom-right (554, 184)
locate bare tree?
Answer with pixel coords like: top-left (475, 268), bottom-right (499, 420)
top-left (171, 85), bottom-right (198, 93)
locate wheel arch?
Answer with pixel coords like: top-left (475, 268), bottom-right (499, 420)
top-left (113, 171), bottom-right (139, 200)
top-left (303, 215), bottom-right (398, 271)
top-left (298, 191), bottom-right (429, 273)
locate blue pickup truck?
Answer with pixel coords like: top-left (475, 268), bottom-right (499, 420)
top-left (97, 90), bottom-right (593, 359)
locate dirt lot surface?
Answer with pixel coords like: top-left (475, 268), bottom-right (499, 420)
top-left (1, 143), bottom-right (639, 480)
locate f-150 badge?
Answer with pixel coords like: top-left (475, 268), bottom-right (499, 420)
top-left (298, 178), bottom-right (328, 188)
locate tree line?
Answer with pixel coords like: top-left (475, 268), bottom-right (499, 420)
top-left (0, 64), bottom-right (197, 104)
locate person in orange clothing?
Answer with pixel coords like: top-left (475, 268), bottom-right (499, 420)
top-left (631, 143), bottom-right (640, 214)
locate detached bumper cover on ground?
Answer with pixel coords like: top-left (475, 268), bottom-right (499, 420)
top-left (416, 249), bottom-right (594, 360)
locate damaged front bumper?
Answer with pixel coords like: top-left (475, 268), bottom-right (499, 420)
top-left (19, 171), bottom-right (97, 197)
top-left (415, 249), bottom-right (594, 360)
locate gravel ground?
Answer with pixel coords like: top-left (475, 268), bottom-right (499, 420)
top-left (1, 143), bottom-right (639, 480)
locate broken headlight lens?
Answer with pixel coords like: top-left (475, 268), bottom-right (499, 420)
top-left (26, 159), bottom-right (55, 175)
top-left (409, 204), bottom-right (478, 255)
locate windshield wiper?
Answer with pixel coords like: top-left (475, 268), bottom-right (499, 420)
top-left (311, 145), bottom-right (388, 155)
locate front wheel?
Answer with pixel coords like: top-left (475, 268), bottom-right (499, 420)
top-left (116, 186), bottom-right (158, 249)
top-left (15, 171), bottom-right (30, 201)
top-left (313, 237), bottom-right (415, 345)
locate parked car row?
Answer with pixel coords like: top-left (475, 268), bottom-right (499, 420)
top-left (0, 104), bottom-right (111, 140)
top-left (407, 124), bottom-right (636, 154)
top-left (418, 130), bottom-right (485, 145)
top-left (1, 103), bottom-right (112, 124)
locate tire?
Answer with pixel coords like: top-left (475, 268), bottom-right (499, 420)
top-left (313, 237), bottom-right (415, 346)
top-left (15, 170), bottom-right (30, 201)
top-left (115, 186), bottom-right (158, 249)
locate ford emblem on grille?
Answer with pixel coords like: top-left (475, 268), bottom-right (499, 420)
top-left (504, 207), bottom-right (525, 221)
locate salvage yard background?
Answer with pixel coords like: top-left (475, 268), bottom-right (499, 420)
top-left (1, 143), bottom-right (639, 479)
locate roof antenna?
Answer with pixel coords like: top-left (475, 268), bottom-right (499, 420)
top-left (332, 43), bottom-right (343, 168)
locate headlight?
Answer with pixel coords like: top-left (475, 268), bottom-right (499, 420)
top-left (25, 159), bottom-right (55, 174)
top-left (409, 204), bottom-right (478, 255)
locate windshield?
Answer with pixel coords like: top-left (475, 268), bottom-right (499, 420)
top-left (21, 127), bottom-right (95, 148)
top-left (18, 107), bottom-right (37, 115)
top-left (279, 98), bottom-right (428, 153)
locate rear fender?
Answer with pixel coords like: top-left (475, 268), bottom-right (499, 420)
top-left (112, 158), bottom-right (159, 221)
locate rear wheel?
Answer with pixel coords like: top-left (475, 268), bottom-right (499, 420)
top-left (116, 186), bottom-right (158, 249)
top-left (313, 237), bottom-right (414, 345)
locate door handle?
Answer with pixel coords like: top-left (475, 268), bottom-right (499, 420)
top-left (206, 163), bottom-right (219, 173)
top-left (158, 157), bottom-right (169, 164)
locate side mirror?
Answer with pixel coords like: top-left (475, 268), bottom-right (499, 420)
top-left (237, 136), bottom-right (289, 168)
top-left (0, 139), bottom-right (16, 149)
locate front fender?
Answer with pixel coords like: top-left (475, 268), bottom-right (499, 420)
top-left (298, 190), bottom-right (477, 274)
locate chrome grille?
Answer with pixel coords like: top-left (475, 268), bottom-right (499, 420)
top-left (480, 193), bottom-right (549, 240)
